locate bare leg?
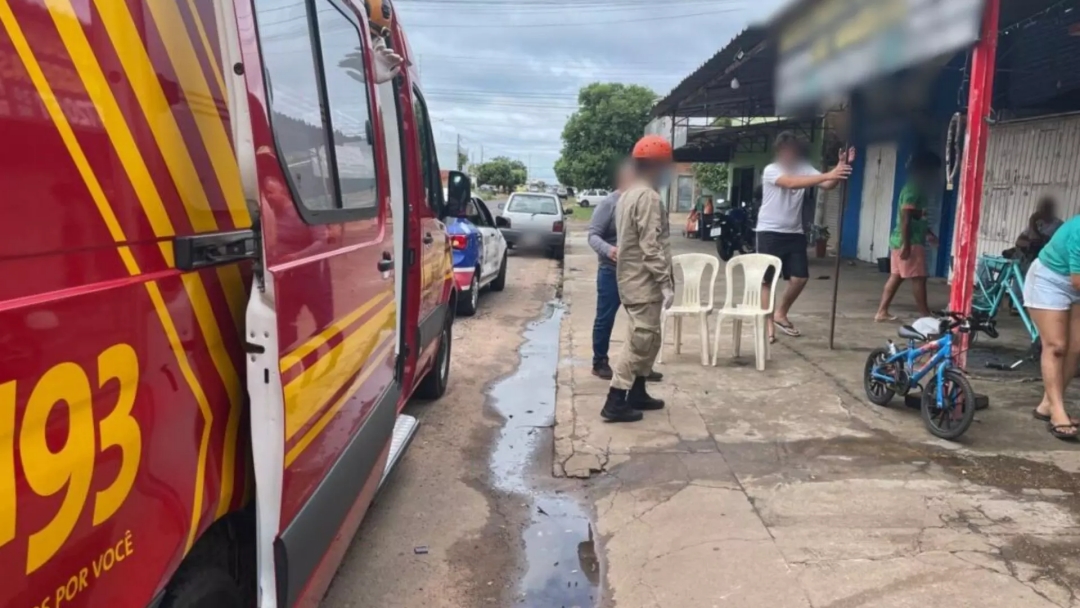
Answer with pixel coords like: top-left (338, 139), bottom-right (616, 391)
top-left (911, 277), bottom-right (931, 317)
top-left (775, 277), bottom-right (807, 326)
top-left (876, 274), bottom-right (904, 321)
top-left (1036, 304), bottom-right (1080, 424)
top-left (1030, 307), bottom-right (1075, 436)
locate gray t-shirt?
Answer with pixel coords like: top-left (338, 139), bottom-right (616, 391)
top-left (757, 162), bottom-right (820, 234)
top-left (587, 191), bottom-right (620, 268)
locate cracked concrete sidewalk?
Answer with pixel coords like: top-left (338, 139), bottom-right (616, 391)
top-left (555, 229), bottom-right (1080, 607)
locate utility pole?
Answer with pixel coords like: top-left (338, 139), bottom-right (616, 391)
top-left (480, 145), bottom-right (484, 164)
top-left (456, 133), bottom-right (462, 170)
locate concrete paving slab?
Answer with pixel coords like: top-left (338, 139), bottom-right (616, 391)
top-left (795, 552), bottom-right (1063, 608)
top-left (555, 229), bottom-right (1080, 607)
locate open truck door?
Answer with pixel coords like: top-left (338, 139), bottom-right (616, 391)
top-left (233, 0), bottom-right (417, 605)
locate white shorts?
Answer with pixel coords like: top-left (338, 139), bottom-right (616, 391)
top-left (1023, 259), bottom-right (1080, 311)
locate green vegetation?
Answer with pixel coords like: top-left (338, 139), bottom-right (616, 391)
top-left (692, 162), bottom-right (729, 197)
top-left (554, 83), bottom-right (656, 191)
top-left (473, 157), bottom-right (528, 193)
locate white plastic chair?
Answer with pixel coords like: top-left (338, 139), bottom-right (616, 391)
top-left (711, 254), bottom-right (782, 371)
top-left (658, 253), bottom-right (720, 366)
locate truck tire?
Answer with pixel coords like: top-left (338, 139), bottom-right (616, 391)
top-left (160, 566), bottom-right (244, 608)
top-left (416, 318), bottom-right (452, 399)
top-left (490, 254), bottom-right (508, 292)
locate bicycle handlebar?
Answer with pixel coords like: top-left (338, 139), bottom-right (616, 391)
top-left (934, 310), bottom-right (977, 334)
top-left (935, 310), bottom-right (965, 320)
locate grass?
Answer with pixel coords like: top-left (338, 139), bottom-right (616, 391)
top-left (566, 199), bottom-right (594, 223)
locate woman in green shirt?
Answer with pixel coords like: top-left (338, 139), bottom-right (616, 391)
top-left (875, 152), bottom-right (940, 322)
top-left (1023, 214), bottom-right (1080, 440)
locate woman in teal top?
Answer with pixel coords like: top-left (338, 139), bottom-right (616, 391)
top-left (1023, 215), bottom-right (1080, 440)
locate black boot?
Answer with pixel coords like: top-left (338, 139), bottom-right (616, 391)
top-left (646, 370), bottom-right (664, 382)
top-left (628, 376), bottom-right (665, 410)
top-left (601, 388), bottom-right (643, 423)
top-left (592, 359), bottom-right (613, 380)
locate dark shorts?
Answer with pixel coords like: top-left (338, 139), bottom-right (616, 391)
top-left (756, 232), bottom-right (809, 282)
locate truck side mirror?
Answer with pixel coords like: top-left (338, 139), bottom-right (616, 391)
top-left (445, 171), bottom-right (471, 218)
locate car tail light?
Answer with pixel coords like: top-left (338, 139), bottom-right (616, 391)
top-left (450, 235), bottom-right (467, 250)
top-left (553, 221), bottom-right (564, 233)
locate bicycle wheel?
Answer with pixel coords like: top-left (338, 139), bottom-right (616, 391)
top-left (864, 348), bottom-right (896, 406)
top-left (921, 368), bottom-right (977, 440)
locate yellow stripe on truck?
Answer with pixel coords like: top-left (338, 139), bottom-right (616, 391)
top-left (145, 0), bottom-right (251, 229)
top-left (279, 292), bottom-right (393, 373)
top-left (284, 300), bottom-right (396, 440)
top-left (286, 334), bottom-right (396, 466)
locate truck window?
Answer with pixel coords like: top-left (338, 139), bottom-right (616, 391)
top-left (410, 88), bottom-right (440, 214)
top-left (254, 0), bottom-right (380, 221)
top-left (315, 1), bottom-right (378, 213)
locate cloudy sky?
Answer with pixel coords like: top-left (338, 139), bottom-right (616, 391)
top-left (394, 0), bottom-right (786, 183)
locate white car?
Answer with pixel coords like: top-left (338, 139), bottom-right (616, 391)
top-left (577, 189), bottom-right (610, 207)
top-left (498, 192), bottom-right (571, 259)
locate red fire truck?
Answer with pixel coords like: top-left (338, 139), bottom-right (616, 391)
top-left (0, 0), bottom-right (464, 605)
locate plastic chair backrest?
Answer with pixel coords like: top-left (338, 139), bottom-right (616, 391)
top-left (724, 254), bottom-right (782, 314)
top-left (672, 253), bottom-right (719, 311)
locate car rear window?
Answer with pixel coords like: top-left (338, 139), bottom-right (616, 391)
top-left (507, 195), bottom-right (559, 215)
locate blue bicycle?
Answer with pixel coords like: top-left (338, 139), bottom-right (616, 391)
top-left (863, 312), bottom-right (979, 440)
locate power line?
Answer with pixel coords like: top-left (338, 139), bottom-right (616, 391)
top-left (399, 0), bottom-right (727, 14)
top-left (404, 8), bottom-right (745, 28)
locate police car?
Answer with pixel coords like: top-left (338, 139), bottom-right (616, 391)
top-left (447, 196), bottom-right (509, 316)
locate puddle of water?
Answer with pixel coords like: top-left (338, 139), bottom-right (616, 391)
top-left (489, 302), bottom-right (599, 608)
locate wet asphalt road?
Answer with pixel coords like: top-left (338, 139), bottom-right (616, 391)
top-left (322, 253), bottom-right (593, 608)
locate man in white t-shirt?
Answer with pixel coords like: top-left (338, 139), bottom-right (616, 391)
top-left (757, 132), bottom-right (852, 341)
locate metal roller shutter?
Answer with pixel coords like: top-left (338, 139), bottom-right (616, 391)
top-left (978, 113), bottom-right (1080, 258)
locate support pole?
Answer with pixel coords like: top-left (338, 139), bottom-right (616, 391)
top-left (828, 177), bottom-right (849, 350)
top-left (949, 0), bottom-right (1000, 367)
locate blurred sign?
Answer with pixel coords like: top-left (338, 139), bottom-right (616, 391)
top-left (774, 0), bottom-right (987, 113)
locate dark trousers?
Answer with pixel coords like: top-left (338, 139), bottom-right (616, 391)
top-left (592, 264), bottom-right (621, 364)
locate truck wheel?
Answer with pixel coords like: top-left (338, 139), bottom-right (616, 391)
top-left (490, 254), bottom-right (508, 292)
top-left (160, 566), bottom-right (244, 608)
top-left (457, 272), bottom-right (479, 317)
top-left (416, 318), bottom-right (452, 399)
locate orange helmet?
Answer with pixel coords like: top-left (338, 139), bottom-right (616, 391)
top-left (632, 135), bottom-right (673, 162)
top-left (365, 0), bottom-right (393, 34)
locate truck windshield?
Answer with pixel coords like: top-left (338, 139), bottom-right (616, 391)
top-left (507, 195), bottom-right (559, 215)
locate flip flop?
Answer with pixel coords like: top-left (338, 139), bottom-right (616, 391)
top-left (875, 315), bottom-right (899, 323)
top-left (774, 320), bottom-right (801, 337)
top-left (1033, 409), bottom-right (1080, 424)
top-left (769, 335), bottom-right (777, 345)
top-left (1048, 423), bottom-right (1079, 441)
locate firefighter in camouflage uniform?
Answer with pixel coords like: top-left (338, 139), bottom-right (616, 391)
top-left (602, 135), bottom-right (676, 423)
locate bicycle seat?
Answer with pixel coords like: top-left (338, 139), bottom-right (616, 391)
top-left (898, 325), bottom-right (927, 341)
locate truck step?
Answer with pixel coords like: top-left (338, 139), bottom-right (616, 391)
top-left (380, 414), bottom-right (419, 489)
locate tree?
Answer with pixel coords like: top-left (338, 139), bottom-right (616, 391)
top-left (457, 150), bottom-right (468, 171)
top-left (693, 162), bottom-right (728, 197)
top-left (555, 83), bottom-right (657, 190)
top-left (692, 118), bottom-right (733, 198)
top-left (474, 157), bottom-right (527, 193)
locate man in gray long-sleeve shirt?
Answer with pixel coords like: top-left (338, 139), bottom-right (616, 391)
top-left (587, 160), bottom-right (663, 383)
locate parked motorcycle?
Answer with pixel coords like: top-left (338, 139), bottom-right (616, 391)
top-left (712, 200), bottom-right (757, 261)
